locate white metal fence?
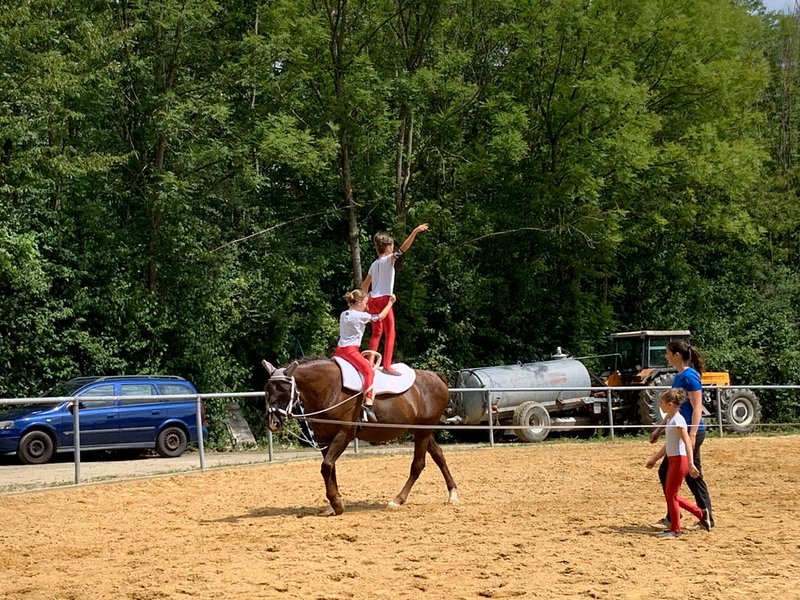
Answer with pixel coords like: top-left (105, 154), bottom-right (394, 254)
top-left (1, 385), bottom-right (798, 486)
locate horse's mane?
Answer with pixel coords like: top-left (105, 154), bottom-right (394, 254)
top-left (291, 355), bottom-right (333, 367)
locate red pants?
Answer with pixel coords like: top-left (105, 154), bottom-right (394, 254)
top-left (665, 456), bottom-right (703, 533)
top-left (334, 345), bottom-right (374, 400)
top-left (367, 295), bottom-right (395, 367)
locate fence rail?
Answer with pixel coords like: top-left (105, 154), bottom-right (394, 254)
top-left (2, 384), bottom-right (798, 486)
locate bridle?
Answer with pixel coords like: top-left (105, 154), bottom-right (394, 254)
top-left (266, 368), bottom-right (365, 427)
top-left (266, 371), bottom-right (299, 426)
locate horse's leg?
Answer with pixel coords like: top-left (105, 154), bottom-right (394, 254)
top-left (426, 437), bottom-right (459, 504)
top-left (320, 429), bottom-right (356, 516)
top-left (389, 430), bottom-right (432, 509)
top-left (318, 447), bottom-right (337, 516)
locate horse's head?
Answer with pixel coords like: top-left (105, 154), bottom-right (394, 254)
top-left (262, 359), bottom-right (299, 432)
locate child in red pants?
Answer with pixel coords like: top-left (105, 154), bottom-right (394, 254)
top-left (645, 389), bottom-right (702, 538)
top-left (334, 289), bottom-right (395, 422)
top-left (361, 223), bottom-right (428, 374)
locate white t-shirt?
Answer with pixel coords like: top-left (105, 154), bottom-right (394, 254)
top-left (337, 310), bottom-right (378, 347)
top-left (368, 253), bottom-right (400, 297)
top-left (665, 413), bottom-right (688, 457)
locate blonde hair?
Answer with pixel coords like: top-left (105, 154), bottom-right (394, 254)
top-left (373, 232), bottom-right (394, 254)
top-left (344, 289), bottom-right (367, 305)
top-left (659, 388), bottom-right (686, 406)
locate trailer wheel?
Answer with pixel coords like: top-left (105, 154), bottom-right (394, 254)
top-left (512, 401), bottom-right (551, 443)
top-left (722, 388), bottom-right (761, 434)
top-left (638, 373), bottom-right (675, 425)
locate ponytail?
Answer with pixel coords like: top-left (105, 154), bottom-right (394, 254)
top-left (689, 346), bottom-right (706, 375)
top-left (344, 289), bottom-right (367, 305)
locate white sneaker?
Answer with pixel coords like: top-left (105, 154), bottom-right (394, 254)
top-left (650, 517), bottom-right (671, 530)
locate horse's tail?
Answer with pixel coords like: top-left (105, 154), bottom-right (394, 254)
top-left (435, 372), bottom-right (450, 386)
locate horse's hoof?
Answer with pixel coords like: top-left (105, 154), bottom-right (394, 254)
top-left (387, 500), bottom-right (403, 510)
top-left (448, 490), bottom-right (460, 505)
top-left (321, 506), bottom-right (336, 516)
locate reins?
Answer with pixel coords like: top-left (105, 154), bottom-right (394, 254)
top-left (266, 373), bottom-right (366, 451)
top-left (267, 373), bottom-right (362, 420)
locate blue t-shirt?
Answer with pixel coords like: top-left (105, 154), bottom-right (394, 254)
top-left (672, 367), bottom-right (704, 432)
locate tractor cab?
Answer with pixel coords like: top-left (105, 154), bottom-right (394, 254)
top-left (604, 330), bottom-right (692, 386)
top-left (598, 329), bottom-right (760, 433)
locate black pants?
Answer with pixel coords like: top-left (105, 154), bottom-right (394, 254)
top-left (658, 428), bottom-right (714, 524)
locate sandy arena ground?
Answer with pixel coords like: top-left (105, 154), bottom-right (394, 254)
top-left (1, 435), bottom-right (798, 600)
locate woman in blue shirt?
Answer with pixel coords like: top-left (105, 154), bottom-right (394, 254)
top-left (649, 340), bottom-right (714, 531)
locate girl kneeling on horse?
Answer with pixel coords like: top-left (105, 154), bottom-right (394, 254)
top-left (335, 289), bottom-right (396, 422)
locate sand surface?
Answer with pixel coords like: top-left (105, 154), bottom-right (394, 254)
top-left (1, 435), bottom-right (798, 600)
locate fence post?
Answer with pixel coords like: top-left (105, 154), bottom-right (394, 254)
top-left (606, 388), bottom-right (615, 441)
top-left (486, 393), bottom-right (495, 447)
top-left (73, 396), bottom-right (81, 484)
top-left (195, 395), bottom-right (206, 471)
top-left (716, 387), bottom-right (724, 438)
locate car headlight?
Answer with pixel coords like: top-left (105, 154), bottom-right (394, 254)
top-left (0, 420), bottom-right (14, 430)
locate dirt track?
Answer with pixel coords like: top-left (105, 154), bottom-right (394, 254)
top-left (1, 435), bottom-right (798, 600)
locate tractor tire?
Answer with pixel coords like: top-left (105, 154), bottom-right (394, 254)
top-left (638, 373), bottom-right (675, 425)
top-left (512, 401), bottom-right (551, 443)
top-left (721, 388), bottom-right (762, 434)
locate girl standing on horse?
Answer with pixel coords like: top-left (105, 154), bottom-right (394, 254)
top-left (361, 223), bottom-right (428, 375)
top-left (335, 289), bottom-right (396, 422)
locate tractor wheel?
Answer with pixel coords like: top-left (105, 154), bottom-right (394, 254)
top-left (721, 388), bottom-right (762, 434)
top-left (638, 373), bottom-right (675, 425)
top-left (512, 401), bottom-right (551, 443)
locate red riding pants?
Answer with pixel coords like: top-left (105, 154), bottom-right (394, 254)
top-left (665, 455), bottom-right (703, 533)
top-left (334, 345), bottom-right (375, 401)
top-left (367, 295), bottom-right (395, 367)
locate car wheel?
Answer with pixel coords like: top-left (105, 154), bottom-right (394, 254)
top-left (156, 426), bottom-right (188, 458)
top-left (18, 431), bottom-right (55, 465)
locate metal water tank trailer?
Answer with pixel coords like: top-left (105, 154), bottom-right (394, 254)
top-left (453, 358), bottom-right (592, 424)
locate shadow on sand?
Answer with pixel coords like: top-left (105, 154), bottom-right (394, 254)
top-left (206, 500), bottom-right (389, 522)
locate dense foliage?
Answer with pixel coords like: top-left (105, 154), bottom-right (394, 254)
top-left (2, 0), bottom-right (799, 438)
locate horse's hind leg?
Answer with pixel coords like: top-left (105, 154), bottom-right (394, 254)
top-left (320, 429), bottom-right (355, 515)
top-left (389, 431), bottom-right (432, 509)
top-left (427, 437), bottom-right (459, 504)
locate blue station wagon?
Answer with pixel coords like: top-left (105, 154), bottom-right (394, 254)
top-left (0, 375), bottom-right (207, 464)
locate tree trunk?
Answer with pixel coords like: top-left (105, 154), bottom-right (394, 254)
top-left (394, 107), bottom-right (414, 217)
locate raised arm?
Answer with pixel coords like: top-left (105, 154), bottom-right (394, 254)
top-left (399, 223), bottom-right (429, 253)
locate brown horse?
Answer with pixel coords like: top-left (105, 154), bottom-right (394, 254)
top-left (262, 357), bottom-right (459, 515)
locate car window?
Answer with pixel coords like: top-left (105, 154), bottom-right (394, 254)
top-left (119, 384), bottom-right (159, 404)
top-left (80, 384), bottom-right (115, 398)
top-left (77, 384), bottom-right (117, 408)
top-left (156, 383), bottom-right (195, 398)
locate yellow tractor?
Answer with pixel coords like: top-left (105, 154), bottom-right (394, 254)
top-left (603, 330), bottom-right (761, 433)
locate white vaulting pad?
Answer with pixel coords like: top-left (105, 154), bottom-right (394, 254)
top-left (334, 357), bottom-right (416, 394)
